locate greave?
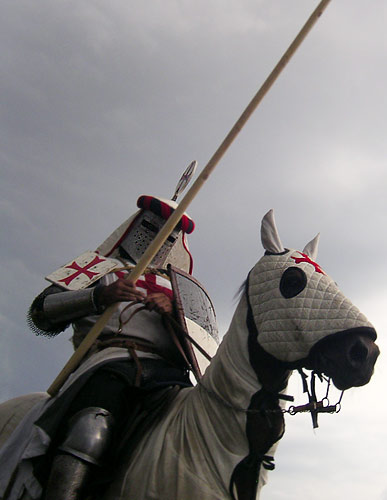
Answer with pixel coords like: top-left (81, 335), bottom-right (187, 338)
top-left (44, 454), bottom-right (91, 500)
top-left (44, 407), bottom-right (115, 500)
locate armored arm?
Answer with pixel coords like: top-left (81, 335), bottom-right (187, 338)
top-left (28, 274), bottom-right (172, 337)
top-left (28, 284), bottom-right (104, 337)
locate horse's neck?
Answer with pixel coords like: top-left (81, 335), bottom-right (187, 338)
top-left (191, 293), bottom-right (288, 497)
top-left (201, 293), bottom-right (263, 418)
top-left (198, 292), bottom-right (289, 448)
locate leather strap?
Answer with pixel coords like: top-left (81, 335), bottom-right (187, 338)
top-left (94, 336), bottom-right (160, 355)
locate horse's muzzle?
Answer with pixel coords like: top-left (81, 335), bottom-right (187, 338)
top-left (306, 327), bottom-right (380, 390)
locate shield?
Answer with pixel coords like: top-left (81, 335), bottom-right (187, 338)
top-left (169, 266), bottom-right (219, 379)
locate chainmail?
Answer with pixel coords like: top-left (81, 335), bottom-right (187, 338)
top-left (27, 285), bottom-right (71, 337)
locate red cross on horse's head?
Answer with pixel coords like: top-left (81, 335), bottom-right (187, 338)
top-left (291, 252), bottom-right (326, 275)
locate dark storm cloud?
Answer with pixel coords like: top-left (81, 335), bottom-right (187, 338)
top-left (1, 2), bottom-right (387, 498)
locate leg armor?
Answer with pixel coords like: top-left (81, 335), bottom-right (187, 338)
top-left (44, 407), bottom-right (115, 500)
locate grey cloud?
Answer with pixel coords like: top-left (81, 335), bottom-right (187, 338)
top-left (1, 1), bottom-right (387, 498)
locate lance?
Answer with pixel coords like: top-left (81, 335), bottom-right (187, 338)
top-left (47, 0), bottom-right (332, 396)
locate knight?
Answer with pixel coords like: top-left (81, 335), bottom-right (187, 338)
top-left (24, 163), bottom-right (218, 500)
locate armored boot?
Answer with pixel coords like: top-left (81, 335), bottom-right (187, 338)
top-left (44, 407), bottom-right (115, 500)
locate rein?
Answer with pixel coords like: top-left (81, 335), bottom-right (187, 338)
top-left (112, 288), bottom-right (345, 423)
top-left (165, 315), bottom-right (213, 362)
top-left (103, 298), bottom-right (213, 383)
top-left (116, 297), bottom-right (345, 427)
top-left (197, 371), bottom-right (343, 424)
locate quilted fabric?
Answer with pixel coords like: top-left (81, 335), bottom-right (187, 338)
top-left (248, 249), bottom-right (373, 362)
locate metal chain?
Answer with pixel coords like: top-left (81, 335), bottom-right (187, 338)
top-left (198, 376), bottom-right (344, 416)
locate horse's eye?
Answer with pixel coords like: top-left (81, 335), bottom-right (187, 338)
top-left (280, 267), bottom-right (307, 298)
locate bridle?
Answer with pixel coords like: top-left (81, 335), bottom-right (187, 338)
top-left (197, 369), bottom-right (344, 429)
top-left (242, 270), bottom-right (345, 428)
top-left (294, 369), bottom-right (344, 428)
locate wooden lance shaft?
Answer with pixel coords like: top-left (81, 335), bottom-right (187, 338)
top-left (47, 0), bottom-right (332, 396)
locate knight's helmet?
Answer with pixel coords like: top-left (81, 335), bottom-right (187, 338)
top-left (96, 162), bottom-right (197, 274)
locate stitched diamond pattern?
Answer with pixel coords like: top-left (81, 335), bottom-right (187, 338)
top-left (249, 249), bottom-right (372, 362)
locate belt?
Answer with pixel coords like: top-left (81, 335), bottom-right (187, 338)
top-left (95, 336), bottom-right (159, 355)
top-left (92, 335), bottom-right (161, 387)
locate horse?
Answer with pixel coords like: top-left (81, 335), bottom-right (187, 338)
top-left (0, 209), bottom-right (379, 500)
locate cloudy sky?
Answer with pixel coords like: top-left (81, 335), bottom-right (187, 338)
top-left (1, 0), bottom-right (387, 498)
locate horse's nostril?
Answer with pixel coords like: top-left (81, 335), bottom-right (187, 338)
top-left (349, 341), bottom-right (368, 365)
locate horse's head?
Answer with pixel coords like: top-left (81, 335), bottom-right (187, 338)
top-left (248, 210), bottom-right (379, 391)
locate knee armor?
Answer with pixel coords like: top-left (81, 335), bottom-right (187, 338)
top-left (59, 407), bottom-right (115, 466)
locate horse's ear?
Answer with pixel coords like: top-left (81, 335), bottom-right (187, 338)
top-left (302, 233), bottom-right (320, 261)
top-left (261, 209), bottom-right (285, 254)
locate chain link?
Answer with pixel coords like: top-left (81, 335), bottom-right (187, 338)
top-left (198, 377), bottom-right (343, 417)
